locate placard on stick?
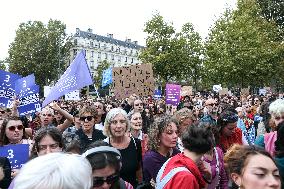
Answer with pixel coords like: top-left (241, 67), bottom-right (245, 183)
top-left (112, 64), bottom-right (155, 99)
top-left (180, 86), bottom-right (192, 96)
top-left (219, 88), bottom-right (228, 95)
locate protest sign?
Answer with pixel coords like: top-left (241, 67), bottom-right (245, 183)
top-left (44, 86), bottom-right (52, 97)
top-left (259, 88), bottom-right (267, 95)
top-left (18, 85), bottom-right (41, 116)
top-left (180, 86), bottom-right (192, 96)
top-left (219, 88), bottom-right (228, 95)
top-left (154, 89), bottom-right (162, 99)
top-left (0, 144), bottom-right (29, 169)
top-left (213, 85), bottom-right (222, 92)
top-left (241, 88), bottom-right (250, 96)
top-left (15, 74), bottom-right (35, 95)
top-left (0, 70), bottom-right (21, 108)
top-left (42, 50), bottom-right (93, 107)
top-left (65, 90), bottom-right (80, 100)
top-left (166, 84), bottom-right (181, 106)
top-left (102, 68), bottom-right (113, 87)
top-left (112, 64), bottom-right (155, 99)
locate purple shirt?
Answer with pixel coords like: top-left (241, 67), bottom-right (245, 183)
top-left (142, 148), bottom-right (180, 183)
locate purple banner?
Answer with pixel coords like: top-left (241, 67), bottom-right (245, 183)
top-left (166, 84), bottom-right (181, 106)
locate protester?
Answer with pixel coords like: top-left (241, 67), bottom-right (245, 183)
top-left (104, 108), bottom-right (142, 188)
top-left (224, 144), bottom-right (281, 189)
top-left (156, 125), bottom-right (214, 189)
top-left (83, 141), bottom-right (133, 189)
top-left (30, 127), bottom-right (64, 159)
top-left (274, 121), bottom-right (284, 188)
top-left (255, 99), bottom-right (284, 156)
top-left (173, 108), bottom-right (196, 151)
top-left (75, 105), bottom-right (106, 152)
top-left (0, 157), bottom-right (11, 189)
top-left (12, 153), bottom-right (92, 189)
top-left (215, 110), bottom-right (247, 153)
top-left (143, 115), bottom-right (179, 184)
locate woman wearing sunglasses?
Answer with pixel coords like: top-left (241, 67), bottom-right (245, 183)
top-left (83, 141), bottom-right (133, 189)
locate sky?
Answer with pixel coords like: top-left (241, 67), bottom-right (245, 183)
top-left (0, 0), bottom-right (237, 60)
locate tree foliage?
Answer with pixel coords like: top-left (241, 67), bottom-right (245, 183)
top-left (0, 60), bottom-right (7, 70)
top-left (204, 0), bottom-right (284, 88)
top-left (8, 19), bottom-right (71, 88)
top-left (93, 60), bottom-right (111, 88)
top-left (139, 13), bottom-right (203, 86)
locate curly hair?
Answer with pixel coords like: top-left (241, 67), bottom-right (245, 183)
top-left (30, 127), bottom-right (64, 159)
top-left (147, 115), bottom-right (179, 151)
top-left (269, 99), bottom-right (284, 117)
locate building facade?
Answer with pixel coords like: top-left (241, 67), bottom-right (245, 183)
top-left (70, 28), bottom-right (144, 76)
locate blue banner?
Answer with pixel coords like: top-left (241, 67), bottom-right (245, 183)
top-left (154, 89), bottom-right (162, 99)
top-left (18, 85), bottom-right (41, 116)
top-left (0, 144), bottom-right (29, 169)
top-left (15, 74), bottom-right (35, 95)
top-left (0, 70), bottom-right (21, 108)
top-left (102, 67), bottom-right (113, 87)
top-left (42, 50), bottom-right (93, 107)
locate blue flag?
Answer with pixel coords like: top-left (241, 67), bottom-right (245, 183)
top-left (42, 50), bottom-right (93, 107)
top-left (18, 85), bottom-right (41, 116)
top-left (102, 67), bottom-right (112, 87)
top-left (15, 74), bottom-right (35, 95)
top-left (0, 70), bottom-right (21, 108)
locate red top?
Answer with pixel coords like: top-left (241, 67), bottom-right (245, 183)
top-left (159, 153), bottom-right (206, 189)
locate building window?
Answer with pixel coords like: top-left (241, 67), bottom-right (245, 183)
top-left (98, 43), bottom-right (100, 48)
top-left (111, 46), bottom-right (114, 51)
top-left (130, 50), bottom-right (133, 55)
top-left (104, 53), bottom-right (108, 60)
top-left (103, 44), bottom-right (107, 50)
top-left (90, 60), bottom-right (94, 69)
top-left (98, 52), bottom-right (101, 59)
top-left (91, 51), bottom-right (94, 58)
top-left (131, 58), bottom-right (134, 63)
top-left (118, 56), bottom-right (121, 62)
top-left (73, 49), bottom-right (77, 56)
top-left (74, 39), bottom-right (78, 45)
top-left (116, 47), bottom-right (120, 53)
top-left (111, 54), bottom-right (114, 60)
top-left (90, 41), bottom-right (94, 48)
top-left (125, 57), bottom-right (128, 62)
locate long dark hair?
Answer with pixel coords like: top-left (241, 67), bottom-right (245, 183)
top-left (0, 116), bottom-right (27, 146)
top-left (275, 121), bottom-right (284, 158)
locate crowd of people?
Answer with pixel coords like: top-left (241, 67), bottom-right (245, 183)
top-left (0, 91), bottom-right (283, 189)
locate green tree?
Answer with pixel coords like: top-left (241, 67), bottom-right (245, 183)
top-left (0, 60), bottom-right (7, 70)
top-left (140, 13), bottom-right (204, 87)
top-left (204, 0), bottom-right (284, 88)
top-left (8, 19), bottom-right (71, 89)
top-left (93, 60), bottom-right (111, 88)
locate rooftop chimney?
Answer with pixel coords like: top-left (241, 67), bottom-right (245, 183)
top-left (87, 28), bottom-right (93, 33)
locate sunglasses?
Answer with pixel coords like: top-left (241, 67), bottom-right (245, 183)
top-left (134, 103), bottom-right (143, 106)
top-left (79, 116), bottom-right (93, 121)
top-left (0, 111), bottom-right (5, 114)
top-left (93, 174), bottom-right (119, 187)
top-left (8, 125), bottom-right (24, 131)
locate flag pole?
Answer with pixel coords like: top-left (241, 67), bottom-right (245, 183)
top-left (93, 85), bottom-right (100, 99)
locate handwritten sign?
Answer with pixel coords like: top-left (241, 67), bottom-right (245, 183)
top-left (181, 86), bottom-right (192, 96)
top-left (0, 144), bottom-right (29, 169)
top-left (112, 64), bottom-right (155, 99)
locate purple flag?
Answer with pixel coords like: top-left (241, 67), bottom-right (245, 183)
top-left (42, 50), bottom-right (93, 107)
top-left (166, 84), bottom-right (181, 106)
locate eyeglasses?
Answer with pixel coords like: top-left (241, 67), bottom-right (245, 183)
top-left (79, 116), bottom-right (93, 121)
top-left (274, 116), bottom-right (284, 120)
top-left (93, 174), bottom-right (119, 187)
top-left (0, 111), bottom-right (5, 114)
top-left (110, 119), bottom-right (127, 125)
top-left (38, 143), bottom-right (59, 151)
top-left (42, 114), bottom-right (53, 117)
top-left (8, 125), bottom-right (24, 131)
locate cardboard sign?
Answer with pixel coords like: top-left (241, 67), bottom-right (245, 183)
top-left (241, 88), bottom-right (250, 96)
top-left (65, 90), bottom-right (80, 100)
top-left (219, 88), bottom-right (228, 95)
top-left (166, 84), bottom-right (181, 106)
top-left (180, 86), bottom-right (192, 96)
top-left (259, 89), bottom-right (267, 95)
top-left (112, 64), bottom-right (155, 99)
top-left (0, 144), bottom-right (29, 169)
top-left (213, 85), bottom-right (222, 92)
